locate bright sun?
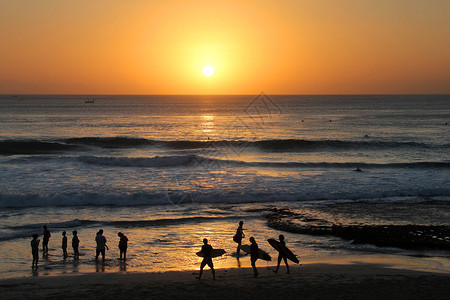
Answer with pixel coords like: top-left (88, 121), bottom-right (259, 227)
top-left (203, 65), bottom-right (215, 77)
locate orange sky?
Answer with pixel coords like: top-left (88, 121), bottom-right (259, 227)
top-left (1, 0), bottom-right (449, 94)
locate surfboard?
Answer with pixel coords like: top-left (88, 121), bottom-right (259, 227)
top-left (239, 245), bottom-right (272, 261)
top-left (196, 248), bottom-right (226, 258)
top-left (267, 239), bottom-right (299, 264)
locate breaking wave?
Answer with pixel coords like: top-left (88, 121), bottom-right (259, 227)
top-left (2, 137), bottom-right (448, 155)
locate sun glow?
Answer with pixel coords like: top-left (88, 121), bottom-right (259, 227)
top-left (203, 65), bottom-right (215, 77)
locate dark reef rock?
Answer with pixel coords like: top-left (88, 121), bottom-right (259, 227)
top-left (266, 208), bottom-right (450, 251)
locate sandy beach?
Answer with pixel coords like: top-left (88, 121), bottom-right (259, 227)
top-left (1, 262), bottom-right (449, 300)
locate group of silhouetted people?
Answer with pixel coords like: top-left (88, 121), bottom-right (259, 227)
top-left (196, 221), bottom-right (292, 279)
top-left (32, 221), bottom-right (291, 279)
top-left (31, 226), bottom-right (127, 268)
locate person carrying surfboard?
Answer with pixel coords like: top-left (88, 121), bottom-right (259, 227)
top-left (249, 237), bottom-right (259, 277)
top-left (196, 238), bottom-right (216, 280)
top-left (233, 221), bottom-right (245, 255)
top-left (273, 234), bottom-right (290, 274)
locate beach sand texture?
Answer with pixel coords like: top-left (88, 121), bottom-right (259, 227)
top-left (1, 263), bottom-right (449, 300)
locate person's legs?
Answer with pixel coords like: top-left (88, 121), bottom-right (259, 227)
top-left (236, 240), bottom-right (241, 255)
top-left (32, 254), bottom-right (38, 267)
top-left (95, 249), bottom-right (100, 261)
top-left (207, 260), bottom-right (215, 279)
top-left (283, 256), bottom-right (290, 273)
top-left (196, 259), bottom-right (207, 279)
top-left (275, 253), bottom-right (282, 273)
top-left (123, 248), bottom-right (127, 260)
top-left (101, 249), bottom-right (105, 261)
top-left (251, 258), bottom-right (258, 277)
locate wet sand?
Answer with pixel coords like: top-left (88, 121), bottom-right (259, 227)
top-left (1, 262), bottom-right (449, 299)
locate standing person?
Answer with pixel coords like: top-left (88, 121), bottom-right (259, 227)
top-left (195, 238), bottom-right (216, 280)
top-left (118, 232), bottom-right (128, 261)
top-left (95, 229), bottom-right (108, 262)
top-left (42, 225), bottom-right (51, 254)
top-left (249, 237), bottom-right (259, 277)
top-left (31, 234), bottom-right (40, 268)
top-left (274, 234), bottom-right (290, 274)
top-left (72, 230), bottom-right (80, 258)
top-left (233, 221), bottom-right (245, 255)
top-left (61, 231), bottom-right (68, 258)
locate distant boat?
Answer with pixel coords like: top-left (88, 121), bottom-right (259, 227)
top-left (85, 99), bottom-right (95, 103)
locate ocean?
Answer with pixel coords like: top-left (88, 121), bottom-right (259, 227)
top-left (0, 94), bottom-right (449, 278)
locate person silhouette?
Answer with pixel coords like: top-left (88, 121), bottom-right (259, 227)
top-left (95, 229), bottom-right (108, 262)
top-left (249, 237), bottom-right (259, 277)
top-left (62, 231), bottom-right (68, 258)
top-left (196, 238), bottom-right (216, 280)
top-left (42, 225), bottom-right (51, 254)
top-left (72, 230), bottom-right (80, 259)
top-left (31, 234), bottom-right (40, 268)
top-left (118, 232), bottom-right (128, 260)
top-left (274, 234), bottom-right (290, 274)
top-left (233, 221), bottom-right (245, 255)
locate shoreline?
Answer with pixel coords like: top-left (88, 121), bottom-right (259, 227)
top-left (1, 261), bottom-right (449, 299)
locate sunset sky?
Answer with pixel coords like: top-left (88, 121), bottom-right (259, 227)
top-left (1, 0), bottom-right (449, 94)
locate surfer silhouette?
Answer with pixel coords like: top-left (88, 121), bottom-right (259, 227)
top-left (249, 237), bottom-right (259, 277)
top-left (118, 232), bottom-right (128, 260)
top-left (196, 238), bottom-right (216, 280)
top-left (233, 221), bottom-right (245, 255)
top-left (95, 229), bottom-right (108, 262)
top-left (42, 225), bottom-right (51, 254)
top-left (274, 235), bottom-right (290, 274)
top-left (72, 230), bottom-right (80, 259)
top-left (31, 234), bottom-right (40, 268)
top-left (62, 231), bottom-right (68, 258)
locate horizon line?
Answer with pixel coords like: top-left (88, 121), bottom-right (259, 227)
top-left (1, 93), bottom-right (450, 96)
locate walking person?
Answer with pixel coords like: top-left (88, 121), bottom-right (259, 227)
top-left (233, 221), bottom-right (245, 255)
top-left (273, 234), bottom-right (290, 274)
top-left (249, 237), bottom-right (259, 277)
top-left (195, 238), bottom-right (216, 280)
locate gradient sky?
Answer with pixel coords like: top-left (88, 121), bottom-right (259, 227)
top-left (1, 0), bottom-right (449, 94)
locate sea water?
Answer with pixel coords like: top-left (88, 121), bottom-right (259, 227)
top-left (0, 94), bottom-right (449, 278)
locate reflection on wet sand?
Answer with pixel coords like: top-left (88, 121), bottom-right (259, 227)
top-left (95, 262), bottom-right (105, 273)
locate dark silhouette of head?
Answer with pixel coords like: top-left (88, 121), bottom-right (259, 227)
top-left (249, 237), bottom-right (255, 243)
top-left (32, 234), bottom-right (38, 239)
top-left (62, 231), bottom-right (66, 236)
top-left (118, 232), bottom-right (123, 237)
top-left (239, 221), bottom-right (243, 226)
top-left (203, 238), bottom-right (208, 244)
top-left (73, 230), bottom-right (77, 235)
top-left (279, 234), bottom-right (285, 241)
top-left (99, 229), bottom-right (103, 235)
top-left (43, 225), bottom-right (47, 229)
